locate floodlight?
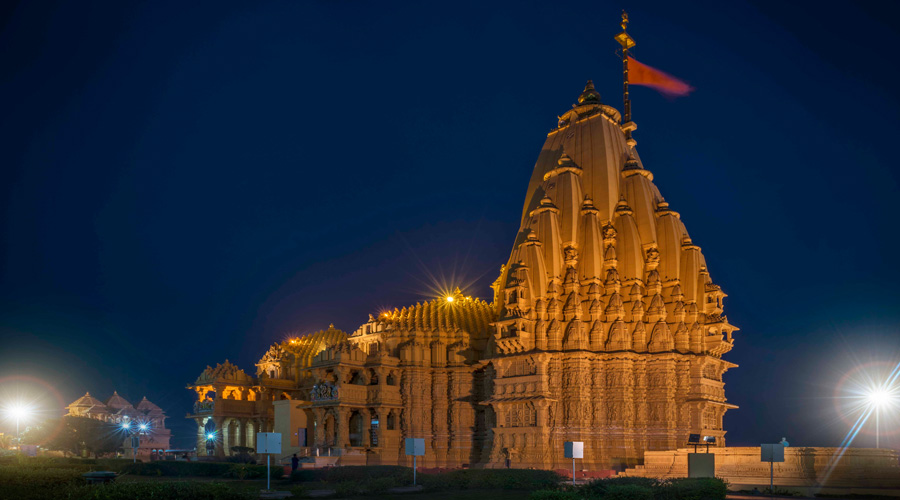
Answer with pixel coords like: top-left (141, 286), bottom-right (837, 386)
top-left (138, 423), bottom-right (148, 431)
top-left (703, 436), bottom-right (717, 444)
top-left (687, 434), bottom-right (701, 444)
top-left (207, 433), bottom-right (215, 440)
top-left (121, 422), bottom-right (131, 430)
top-left (867, 388), bottom-right (891, 408)
top-left (446, 296), bottom-right (454, 303)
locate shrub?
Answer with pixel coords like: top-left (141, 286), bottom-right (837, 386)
top-left (120, 460), bottom-right (284, 479)
top-left (530, 489), bottom-right (582, 500)
top-left (65, 481), bottom-right (256, 500)
top-left (602, 484), bottom-right (655, 500)
top-left (658, 477), bottom-right (728, 500)
top-left (290, 465), bottom-right (412, 484)
top-left (420, 469), bottom-right (563, 491)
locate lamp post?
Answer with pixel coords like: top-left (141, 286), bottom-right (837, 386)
top-left (4, 404), bottom-right (33, 447)
top-left (866, 387), bottom-right (895, 449)
top-left (121, 421), bottom-right (150, 463)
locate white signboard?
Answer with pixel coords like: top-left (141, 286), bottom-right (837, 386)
top-left (760, 443), bottom-right (785, 462)
top-left (405, 437), bottom-right (425, 456)
top-left (564, 441), bottom-right (584, 459)
top-left (257, 432), bottom-right (282, 455)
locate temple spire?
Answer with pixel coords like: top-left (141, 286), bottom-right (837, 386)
top-left (615, 11), bottom-right (637, 147)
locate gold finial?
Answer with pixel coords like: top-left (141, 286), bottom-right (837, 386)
top-left (621, 10), bottom-right (629, 31)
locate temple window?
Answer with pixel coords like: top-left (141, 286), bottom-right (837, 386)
top-left (386, 372), bottom-right (397, 386)
top-left (504, 403), bottom-right (535, 427)
top-left (387, 411), bottom-right (396, 430)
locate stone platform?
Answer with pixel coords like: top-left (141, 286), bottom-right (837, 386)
top-left (623, 447), bottom-right (900, 495)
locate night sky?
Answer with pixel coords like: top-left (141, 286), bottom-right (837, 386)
top-left (2, 1), bottom-right (899, 450)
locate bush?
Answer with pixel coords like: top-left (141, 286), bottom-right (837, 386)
top-left (530, 489), bottom-right (582, 500)
top-left (118, 460), bottom-right (284, 478)
top-left (581, 476), bottom-right (658, 498)
top-left (658, 478), bottom-right (728, 500)
top-left (420, 469), bottom-right (563, 491)
top-left (119, 461), bottom-right (234, 477)
top-left (603, 484), bottom-right (655, 500)
top-left (290, 465), bottom-right (413, 483)
top-left (65, 481), bottom-right (256, 500)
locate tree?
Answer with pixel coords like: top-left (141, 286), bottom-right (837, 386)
top-left (69, 417), bottom-right (122, 458)
top-left (23, 417), bottom-right (122, 458)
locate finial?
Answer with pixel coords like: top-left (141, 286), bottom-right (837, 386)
top-left (577, 80), bottom-right (601, 105)
top-left (621, 10), bottom-right (629, 31)
top-left (558, 152), bottom-right (573, 165)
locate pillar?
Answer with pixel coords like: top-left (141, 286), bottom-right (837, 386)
top-left (337, 408), bottom-right (349, 448)
top-left (363, 409), bottom-right (372, 447)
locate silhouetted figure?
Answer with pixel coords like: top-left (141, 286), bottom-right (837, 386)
top-left (291, 454), bottom-right (299, 472)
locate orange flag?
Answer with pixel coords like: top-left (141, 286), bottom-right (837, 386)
top-left (628, 56), bottom-right (693, 97)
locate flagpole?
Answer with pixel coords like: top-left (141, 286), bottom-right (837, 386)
top-left (615, 11), bottom-right (637, 147)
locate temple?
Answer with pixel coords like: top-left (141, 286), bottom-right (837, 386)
top-left (65, 391), bottom-right (172, 459)
top-left (187, 77), bottom-right (738, 470)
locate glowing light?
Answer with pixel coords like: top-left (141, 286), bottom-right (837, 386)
top-left (445, 296), bottom-right (454, 303)
top-left (5, 403), bottom-right (32, 421)
top-left (121, 422), bottom-right (131, 430)
top-left (139, 423), bottom-right (149, 431)
top-left (868, 389), bottom-right (891, 408)
top-left (207, 433), bottom-right (215, 440)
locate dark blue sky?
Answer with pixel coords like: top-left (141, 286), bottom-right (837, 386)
top-left (2, 1), bottom-right (899, 450)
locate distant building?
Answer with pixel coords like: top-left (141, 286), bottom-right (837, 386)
top-left (66, 391), bottom-right (172, 459)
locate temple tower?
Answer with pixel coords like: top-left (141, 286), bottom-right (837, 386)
top-left (486, 82), bottom-right (737, 470)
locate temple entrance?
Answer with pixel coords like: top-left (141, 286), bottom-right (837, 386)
top-left (348, 411), bottom-right (364, 447)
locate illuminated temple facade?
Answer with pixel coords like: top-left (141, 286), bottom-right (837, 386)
top-left (188, 82), bottom-right (737, 470)
top-left (66, 391), bottom-right (172, 458)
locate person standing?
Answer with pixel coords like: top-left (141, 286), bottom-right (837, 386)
top-left (291, 453), bottom-right (299, 473)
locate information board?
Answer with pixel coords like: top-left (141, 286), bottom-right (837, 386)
top-left (257, 432), bottom-right (282, 455)
top-left (564, 441), bottom-right (584, 459)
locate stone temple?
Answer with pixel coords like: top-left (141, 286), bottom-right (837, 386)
top-left (188, 82), bottom-right (738, 471)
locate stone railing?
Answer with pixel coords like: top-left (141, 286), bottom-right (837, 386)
top-left (367, 385), bottom-right (402, 405)
top-left (193, 400), bottom-right (214, 414)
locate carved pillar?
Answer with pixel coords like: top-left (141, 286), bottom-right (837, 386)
top-left (313, 408), bottom-right (325, 449)
top-left (239, 418), bottom-right (247, 448)
top-left (195, 418), bottom-right (206, 456)
top-left (376, 408), bottom-right (389, 448)
top-left (337, 407), bottom-right (349, 448)
top-left (363, 409), bottom-right (372, 447)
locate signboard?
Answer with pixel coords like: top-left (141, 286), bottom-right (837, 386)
top-left (256, 432), bottom-right (282, 455)
top-left (405, 437), bottom-right (425, 456)
top-left (131, 436), bottom-right (140, 449)
top-left (760, 443), bottom-right (785, 463)
top-left (687, 453), bottom-right (715, 478)
top-left (564, 441), bottom-right (584, 459)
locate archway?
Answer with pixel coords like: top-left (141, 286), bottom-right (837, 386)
top-left (203, 418), bottom-right (216, 456)
top-left (348, 411), bottom-right (364, 447)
